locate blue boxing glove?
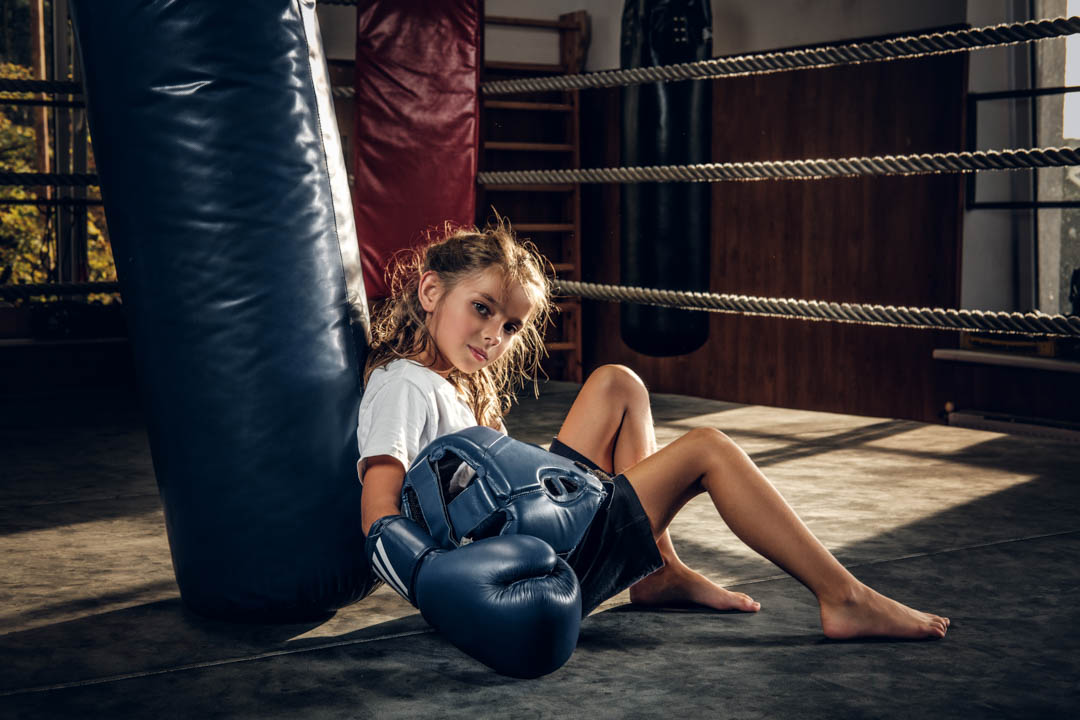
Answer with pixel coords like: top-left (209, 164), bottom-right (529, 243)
top-left (365, 514), bottom-right (582, 678)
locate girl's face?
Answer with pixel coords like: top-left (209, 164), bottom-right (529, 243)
top-left (418, 267), bottom-right (535, 376)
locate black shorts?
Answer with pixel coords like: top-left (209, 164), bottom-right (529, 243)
top-left (549, 438), bottom-right (664, 616)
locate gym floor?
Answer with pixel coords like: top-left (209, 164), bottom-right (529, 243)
top-left (2, 381), bottom-right (1078, 718)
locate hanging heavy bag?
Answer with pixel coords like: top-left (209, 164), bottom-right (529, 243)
top-left (620, 0), bottom-right (712, 357)
top-left (70, 0), bottom-right (374, 621)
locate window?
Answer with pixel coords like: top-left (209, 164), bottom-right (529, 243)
top-left (965, 0), bottom-right (1079, 316)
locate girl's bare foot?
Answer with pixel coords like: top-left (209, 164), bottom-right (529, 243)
top-left (629, 564), bottom-right (760, 612)
top-left (820, 583), bottom-right (950, 640)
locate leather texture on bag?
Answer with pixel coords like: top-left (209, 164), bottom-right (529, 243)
top-left (70, 0), bottom-right (375, 621)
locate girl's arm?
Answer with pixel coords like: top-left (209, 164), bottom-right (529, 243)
top-left (361, 455), bottom-right (406, 535)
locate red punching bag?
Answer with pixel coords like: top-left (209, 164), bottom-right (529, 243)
top-left (353, 0), bottom-right (482, 300)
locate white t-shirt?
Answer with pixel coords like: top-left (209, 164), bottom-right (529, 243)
top-left (356, 358), bottom-right (480, 484)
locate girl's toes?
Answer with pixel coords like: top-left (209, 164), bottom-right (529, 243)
top-left (736, 593), bottom-right (760, 612)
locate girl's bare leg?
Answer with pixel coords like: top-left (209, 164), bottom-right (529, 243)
top-left (623, 427), bottom-right (950, 639)
top-left (556, 365), bottom-right (758, 612)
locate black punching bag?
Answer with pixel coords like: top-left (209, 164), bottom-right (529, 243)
top-left (70, 0), bottom-right (376, 621)
top-left (621, 0), bottom-right (711, 356)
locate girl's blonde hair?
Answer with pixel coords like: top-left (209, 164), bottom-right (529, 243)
top-left (364, 219), bottom-right (553, 427)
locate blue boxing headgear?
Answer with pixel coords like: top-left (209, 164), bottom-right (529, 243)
top-left (401, 426), bottom-right (607, 556)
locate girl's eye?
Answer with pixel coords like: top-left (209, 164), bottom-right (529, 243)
top-left (473, 302), bottom-right (490, 316)
top-left (504, 323), bottom-right (520, 335)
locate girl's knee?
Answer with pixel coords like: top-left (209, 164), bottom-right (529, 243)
top-left (686, 426), bottom-right (737, 459)
top-left (684, 427), bottom-right (741, 494)
top-left (586, 364), bottom-right (648, 403)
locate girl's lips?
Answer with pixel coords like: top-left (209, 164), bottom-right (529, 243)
top-left (469, 345), bottom-right (487, 362)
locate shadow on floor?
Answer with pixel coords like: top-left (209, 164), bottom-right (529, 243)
top-left (668, 468), bottom-right (1080, 580)
top-left (4, 387), bottom-right (1079, 717)
top-left (4, 534), bottom-right (1077, 718)
top-left (3, 458), bottom-right (1078, 717)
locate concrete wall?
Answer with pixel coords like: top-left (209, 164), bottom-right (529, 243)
top-left (485, 0), bottom-right (622, 71)
top-left (317, 4), bottom-right (357, 61)
top-left (485, 1), bottom-right (971, 68)
top-left (321, 1), bottom-right (970, 67)
top-left (964, 0), bottom-right (1038, 312)
top-left (1037, 0), bottom-right (1078, 316)
top-left (315, 0), bottom-right (622, 69)
top-left (709, 0), bottom-right (965, 55)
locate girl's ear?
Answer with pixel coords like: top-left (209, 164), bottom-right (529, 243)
top-left (417, 270), bottom-right (443, 313)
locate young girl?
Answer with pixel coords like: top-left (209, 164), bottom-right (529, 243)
top-left (358, 221), bottom-right (949, 640)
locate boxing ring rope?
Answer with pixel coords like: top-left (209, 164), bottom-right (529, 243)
top-left (12, 144), bottom-right (1075, 191)
top-left (9, 278), bottom-right (1075, 340)
top-left (13, 143), bottom-right (1077, 191)
top-left (481, 16), bottom-right (1080, 94)
top-left (554, 280), bottom-right (1080, 338)
top-left (478, 147), bottom-right (1080, 185)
